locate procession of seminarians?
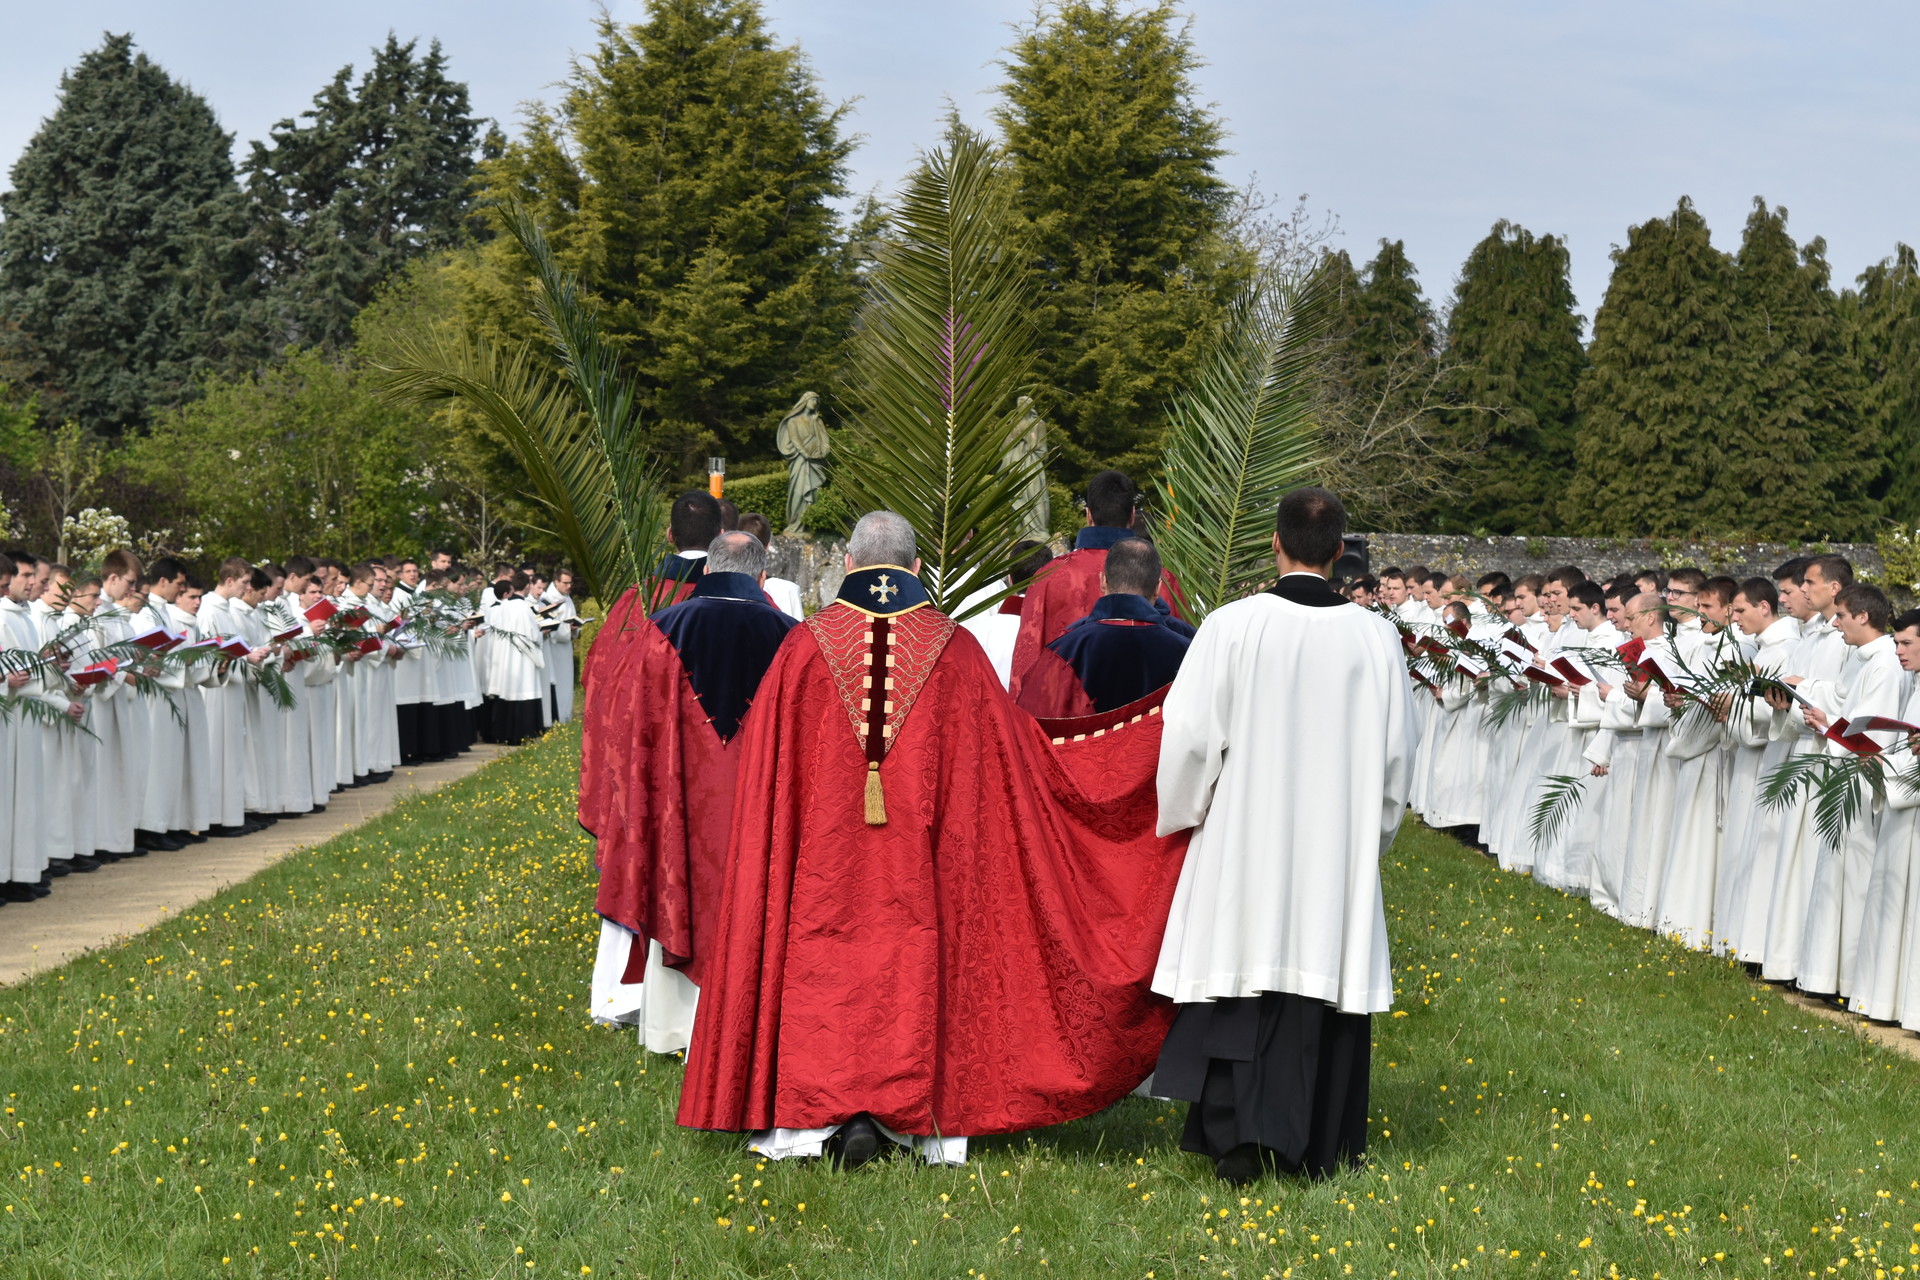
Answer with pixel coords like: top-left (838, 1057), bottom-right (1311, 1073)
top-left (0, 544), bottom-right (584, 905)
top-left (1390, 558), bottom-right (1920, 1032)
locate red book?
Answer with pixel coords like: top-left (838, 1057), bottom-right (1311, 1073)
top-left (1506, 627), bottom-right (1537, 653)
top-left (1522, 665), bottom-right (1566, 688)
top-left (1550, 654), bottom-right (1594, 686)
top-left (304, 599), bottom-right (339, 625)
top-left (270, 619), bottom-right (305, 642)
top-left (1446, 619), bottom-right (1469, 638)
top-left (1615, 636), bottom-right (1645, 668)
top-left (154, 630), bottom-right (187, 655)
top-left (1825, 726), bottom-right (1884, 756)
top-left (218, 637), bottom-right (251, 659)
top-left (354, 636), bottom-right (383, 656)
top-left (73, 659), bottom-right (117, 687)
top-left (337, 606), bottom-right (370, 628)
top-left (130, 625), bottom-right (173, 651)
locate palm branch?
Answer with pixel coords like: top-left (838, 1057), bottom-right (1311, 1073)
top-left (374, 203), bottom-right (663, 604)
top-left (836, 122), bottom-right (1046, 620)
top-left (0, 693), bottom-right (96, 738)
top-left (1529, 773), bottom-right (1589, 852)
top-left (1760, 752), bottom-right (1884, 848)
top-left (1152, 265), bottom-right (1332, 624)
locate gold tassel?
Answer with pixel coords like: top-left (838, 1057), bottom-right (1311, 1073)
top-left (864, 761), bottom-right (887, 825)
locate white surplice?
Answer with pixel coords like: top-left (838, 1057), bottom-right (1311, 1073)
top-left (1852, 680), bottom-right (1920, 1022)
top-left (1717, 615), bottom-right (1799, 959)
top-left (1153, 577), bottom-right (1415, 1014)
top-left (1760, 614), bottom-right (1850, 982)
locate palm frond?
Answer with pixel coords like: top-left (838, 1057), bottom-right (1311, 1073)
top-left (837, 123), bottom-right (1046, 620)
top-left (1529, 773), bottom-right (1588, 852)
top-left (1153, 265), bottom-right (1332, 624)
top-left (1760, 752), bottom-right (1883, 848)
top-left (374, 203), bottom-right (664, 604)
top-left (1484, 681), bottom-right (1546, 731)
top-left (0, 694), bottom-right (96, 737)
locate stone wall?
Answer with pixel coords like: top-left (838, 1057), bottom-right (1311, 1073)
top-left (767, 532), bottom-right (849, 612)
top-left (1356, 534), bottom-right (1884, 584)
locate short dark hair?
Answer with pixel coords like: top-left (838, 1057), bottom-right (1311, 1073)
top-left (670, 491), bottom-right (724, 550)
top-left (1515, 573), bottom-right (1545, 596)
top-left (1378, 566), bottom-right (1405, 583)
top-left (1807, 554), bottom-right (1854, 588)
top-left (1547, 566), bottom-right (1586, 589)
top-left (1475, 572), bottom-right (1511, 593)
top-left (1894, 608), bottom-right (1920, 635)
top-left (1084, 471), bottom-right (1138, 527)
top-left (102, 549), bottom-right (140, 580)
top-left (1702, 575), bottom-right (1740, 608)
top-left (1274, 486), bottom-right (1346, 567)
top-left (284, 555), bottom-right (317, 580)
top-left (1837, 582), bottom-right (1892, 632)
top-left (1774, 556), bottom-right (1811, 583)
top-left (149, 557), bottom-right (188, 584)
top-left (1634, 567), bottom-right (1666, 590)
top-left (1570, 581), bottom-right (1605, 610)
top-left (248, 567), bottom-right (274, 591)
top-left (738, 512), bottom-right (773, 545)
top-left (1667, 567), bottom-right (1707, 593)
top-left (1010, 539), bottom-right (1053, 584)
top-left (717, 498), bottom-right (740, 531)
top-left (1103, 537), bottom-right (1162, 596)
top-left (1735, 576), bottom-right (1779, 613)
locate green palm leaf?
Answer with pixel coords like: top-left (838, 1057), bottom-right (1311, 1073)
top-left (1153, 266), bottom-right (1333, 624)
top-left (1529, 773), bottom-right (1588, 852)
top-left (373, 202), bottom-right (664, 604)
top-left (837, 123), bottom-right (1046, 620)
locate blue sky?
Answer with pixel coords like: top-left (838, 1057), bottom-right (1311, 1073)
top-left (6, 1), bottom-right (1918, 329)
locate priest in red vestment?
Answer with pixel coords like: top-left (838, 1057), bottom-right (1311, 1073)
top-left (678, 511), bottom-right (1189, 1168)
top-left (1016, 539), bottom-right (1193, 719)
top-left (1009, 470), bottom-right (1184, 699)
top-left (583, 528), bottom-right (797, 1052)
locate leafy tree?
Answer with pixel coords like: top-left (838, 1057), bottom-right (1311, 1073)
top-left (996, 0), bottom-right (1245, 482)
top-left (0, 33), bottom-right (256, 434)
top-left (461, 1), bottom-right (858, 471)
top-left (1434, 221), bottom-right (1586, 535)
top-left (131, 348), bottom-right (454, 562)
top-left (1850, 244), bottom-right (1920, 525)
top-left (1713, 199), bottom-right (1875, 539)
top-left (1563, 198), bottom-right (1738, 536)
top-left (244, 35), bottom-right (482, 351)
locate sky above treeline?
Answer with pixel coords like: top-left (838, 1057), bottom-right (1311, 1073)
top-left (6, 0), bottom-right (1918, 332)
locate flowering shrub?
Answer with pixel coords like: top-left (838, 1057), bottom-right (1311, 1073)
top-left (1877, 524), bottom-right (1920, 601)
top-left (60, 506), bottom-right (131, 570)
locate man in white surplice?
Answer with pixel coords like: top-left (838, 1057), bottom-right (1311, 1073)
top-left (1150, 486), bottom-right (1415, 1185)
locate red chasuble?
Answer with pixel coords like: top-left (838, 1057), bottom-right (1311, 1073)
top-left (678, 567), bottom-right (1188, 1138)
top-left (1009, 541), bottom-right (1185, 699)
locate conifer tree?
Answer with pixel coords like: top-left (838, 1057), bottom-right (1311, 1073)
top-left (463, 0), bottom-right (856, 469)
top-left (1434, 222), bottom-right (1585, 534)
top-left (0, 34), bottom-right (255, 432)
top-left (1850, 244), bottom-right (1920, 525)
top-left (245, 35), bottom-right (481, 351)
top-left (1563, 199), bottom-right (1737, 535)
top-left (1714, 199), bottom-right (1875, 539)
top-left (996, 0), bottom-right (1244, 481)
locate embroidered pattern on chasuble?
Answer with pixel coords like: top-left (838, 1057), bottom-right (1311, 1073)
top-left (805, 567), bottom-right (954, 825)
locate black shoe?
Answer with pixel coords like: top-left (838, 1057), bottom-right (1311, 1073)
top-left (280, 811), bottom-right (309, 821)
top-left (181, 830), bottom-right (208, 844)
top-left (123, 846), bottom-right (150, 858)
top-left (207, 824), bottom-right (245, 838)
top-left (366, 771), bottom-right (393, 784)
top-left (309, 805), bottom-right (327, 816)
top-left (68, 855), bottom-right (102, 872)
top-left (94, 849), bottom-right (122, 864)
top-left (824, 1114), bottom-right (885, 1171)
top-left (46, 859), bottom-right (73, 877)
top-left (0, 882), bottom-right (37, 902)
top-left (135, 830), bottom-right (180, 851)
top-left (1213, 1144), bottom-right (1272, 1187)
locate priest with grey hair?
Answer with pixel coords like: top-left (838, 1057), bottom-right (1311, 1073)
top-left (1150, 485), bottom-right (1416, 1184)
top-left (680, 510), bottom-right (1192, 1172)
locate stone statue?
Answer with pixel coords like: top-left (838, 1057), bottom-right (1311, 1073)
top-left (776, 391), bottom-right (830, 532)
top-left (1005, 395), bottom-right (1051, 542)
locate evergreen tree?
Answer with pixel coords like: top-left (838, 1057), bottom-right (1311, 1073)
top-left (996, 0), bottom-right (1245, 481)
top-left (0, 33), bottom-right (255, 433)
top-left (463, 0), bottom-right (856, 470)
top-left (1563, 198), bottom-right (1737, 535)
top-left (1434, 222), bottom-right (1586, 534)
top-left (1850, 244), bottom-right (1920, 525)
top-left (1713, 199), bottom-right (1875, 539)
top-left (245, 35), bottom-right (481, 350)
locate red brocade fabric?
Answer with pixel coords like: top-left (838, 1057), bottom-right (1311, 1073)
top-left (1013, 645), bottom-right (1097, 720)
top-left (1008, 548), bottom-right (1184, 698)
top-left (577, 586), bottom-right (647, 843)
top-left (677, 606), bottom-right (1188, 1138)
top-left (587, 617), bottom-right (743, 989)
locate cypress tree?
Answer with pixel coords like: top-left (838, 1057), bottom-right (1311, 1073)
top-left (996, 0), bottom-right (1244, 481)
top-left (1713, 199), bottom-right (1875, 539)
top-left (1435, 221), bottom-right (1586, 535)
top-left (1562, 198), bottom-right (1736, 536)
top-left (0, 33), bottom-right (255, 433)
top-left (464, 0), bottom-right (856, 469)
top-left (1850, 244), bottom-right (1920, 526)
top-left (245, 35), bottom-right (481, 351)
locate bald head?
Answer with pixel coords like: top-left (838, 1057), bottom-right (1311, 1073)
top-left (1626, 591), bottom-right (1667, 642)
top-left (706, 530), bottom-right (768, 578)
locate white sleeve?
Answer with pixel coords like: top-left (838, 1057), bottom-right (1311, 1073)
top-left (1154, 617), bottom-right (1232, 837)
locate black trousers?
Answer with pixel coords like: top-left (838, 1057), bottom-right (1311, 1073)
top-left (1154, 991), bottom-right (1371, 1178)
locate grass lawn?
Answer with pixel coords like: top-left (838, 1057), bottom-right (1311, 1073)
top-left (4, 725), bottom-right (1919, 1279)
